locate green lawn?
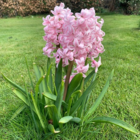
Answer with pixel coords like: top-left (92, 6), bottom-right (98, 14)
top-left (0, 15), bottom-right (140, 139)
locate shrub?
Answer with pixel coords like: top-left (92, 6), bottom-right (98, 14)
top-left (0, 0), bottom-right (56, 17)
top-left (119, 0), bottom-right (140, 14)
top-left (57, 0), bottom-right (103, 13)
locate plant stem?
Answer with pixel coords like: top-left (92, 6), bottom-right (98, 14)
top-left (63, 61), bottom-right (74, 100)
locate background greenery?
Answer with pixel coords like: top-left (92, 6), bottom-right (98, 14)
top-left (0, 14), bottom-right (140, 139)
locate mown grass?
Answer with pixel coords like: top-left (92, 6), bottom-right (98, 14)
top-left (0, 14), bottom-right (140, 139)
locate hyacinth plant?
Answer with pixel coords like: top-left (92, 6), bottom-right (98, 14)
top-left (2, 3), bottom-right (139, 138)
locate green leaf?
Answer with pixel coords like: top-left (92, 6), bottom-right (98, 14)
top-left (33, 63), bottom-right (43, 96)
top-left (48, 124), bottom-right (60, 133)
top-left (43, 92), bottom-right (68, 109)
top-left (45, 105), bottom-right (57, 111)
top-left (2, 74), bottom-right (26, 94)
top-left (24, 81), bottom-right (39, 133)
top-left (35, 74), bottom-right (46, 102)
top-left (55, 59), bottom-right (62, 92)
top-left (59, 116), bottom-right (73, 124)
top-left (84, 70), bottom-right (95, 85)
top-left (67, 90), bottom-right (81, 116)
top-left (40, 67), bottom-right (47, 93)
top-left (90, 116), bottom-right (139, 134)
top-left (70, 79), bottom-right (97, 116)
top-left (25, 58), bottom-right (35, 94)
top-left (10, 104), bottom-right (26, 120)
top-left (64, 65), bottom-right (68, 74)
top-left (78, 72), bottom-right (96, 118)
top-left (43, 92), bottom-right (57, 101)
top-left (70, 117), bottom-right (81, 123)
top-left (55, 81), bottom-right (64, 116)
top-left (13, 90), bottom-right (37, 119)
top-left (47, 58), bottom-right (53, 92)
top-left (46, 64), bottom-right (53, 93)
top-left (13, 90), bottom-right (30, 106)
top-left (33, 63), bottom-right (41, 81)
top-left (45, 105), bottom-right (59, 128)
top-left (84, 73), bottom-right (97, 115)
top-left (83, 70), bottom-right (114, 122)
top-left (31, 93), bottom-right (46, 131)
top-left (66, 73), bottom-right (83, 103)
top-left (52, 75), bottom-right (57, 95)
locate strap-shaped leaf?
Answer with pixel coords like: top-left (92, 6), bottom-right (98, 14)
top-left (83, 70), bottom-right (114, 122)
top-left (33, 63), bottom-right (40, 80)
top-left (40, 67), bottom-right (47, 93)
top-left (13, 89), bottom-right (36, 113)
top-left (52, 74), bottom-right (57, 95)
top-left (84, 70), bottom-right (95, 85)
top-left (43, 92), bottom-right (68, 109)
top-left (78, 72), bottom-right (96, 118)
top-left (10, 104), bottom-right (27, 120)
top-left (25, 58), bottom-right (35, 94)
top-left (64, 65), bottom-right (68, 74)
top-left (55, 81), bottom-right (64, 116)
top-left (45, 105), bottom-right (59, 128)
top-left (46, 64), bottom-right (53, 93)
top-left (70, 80), bottom-right (97, 116)
top-left (2, 74), bottom-right (26, 94)
top-left (35, 75), bottom-right (46, 102)
top-left (59, 116), bottom-right (73, 124)
top-left (48, 124), bottom-right (60, 133)
top-left (13, 90), bottom-right (29, 106)
top-left (33, 63), bottom-right (43, 96)
top-left (91, 116), bottom-right (139, 134)
top-left (70, 117), bottom-right (81, 123)
top-left (43, 92), bottom-right (57, 101)
top-left (55, 59), bottom-right (62, 92)
top-left (67, 90), bottom-right (81, 116)
top-left (65, 73), bottom-right (83, 103)
top-left (47, 58), bottom-right (53, 92)
top-left (84, 73), bottom-right (97, 114)
top-left (31, 93), bottom-right (46, 130)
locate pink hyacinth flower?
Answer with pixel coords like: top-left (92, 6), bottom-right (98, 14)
top-left (91, 57), bottom-right (101, 73)
top-left (75, 57), bottom-right (85, 66)
top-left (74, 64), bottom-right (89, 77)
top-left (63, 73), bottom-right (77, 83)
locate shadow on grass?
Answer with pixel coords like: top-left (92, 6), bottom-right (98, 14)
top-left (132, 28), bottom-right (140, 31)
